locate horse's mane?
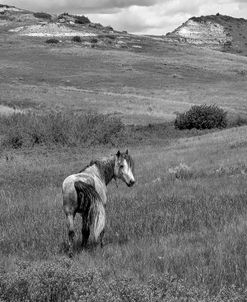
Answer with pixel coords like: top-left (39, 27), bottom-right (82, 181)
top-left (79, 157), bottom-right (115, 185)
top-left (79, 153), bottom-right (134, 183)
top-left (78, 161), bottom-right (94, 173)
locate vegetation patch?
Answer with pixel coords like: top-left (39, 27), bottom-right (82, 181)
top-left (33, 12), bottom-right (52, 20)
top-left (174, 104), bottom-right (227, 130)
top-left (0, 258), bottom-right (212, 302)
top-left (45, 38), bottom-right (59, 44)
top-left (0, 112), bottom-right (124, 149)
top-left (74, 15), bottom-right (90, 25)
top-left (71, 36), bottom-right (82, 43)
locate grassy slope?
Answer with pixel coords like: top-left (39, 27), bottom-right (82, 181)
top-left (1, 126), bottom-right (247, 300)
top-left (1, 21), bottom-right (247, 300)
top-left (0, 33), bottom-right (247, 124)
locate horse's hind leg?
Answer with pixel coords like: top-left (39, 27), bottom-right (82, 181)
top-left (67, 213), bottom-right (75, 256)
top-left (81, 218), bottom-right (90, 248)
top-left (100, 229), bottom-right (105, 248)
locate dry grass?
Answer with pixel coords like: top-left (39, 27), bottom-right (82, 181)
top-left (1, 126), bottom-right (247, 300)
top-left (1, 34), bottom-right (247, 125)
top-left (0, 112), bottom-right (124, 148)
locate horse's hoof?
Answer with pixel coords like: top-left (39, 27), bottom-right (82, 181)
top-left (68, 251), bottom-right (73, 258)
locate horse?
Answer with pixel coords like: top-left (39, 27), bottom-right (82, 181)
top-left (62, 150), bottom-right (135, 255)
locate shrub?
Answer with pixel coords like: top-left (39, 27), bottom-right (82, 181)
top-left (174, 104), bottom-right (227, 130)
top-left (105, 26), bottom-right (113, 31)
top-left (74, 15), bottom-right (90, 24)
top-left (0, 112), bottom-right (124, 149)
top-left (91, 38), bottom-right (98, 44)
top-left (45, 38), bottom-right (59, 44)
top-left (71, 36), bottom-right (82, 42)
top-left (33, 12), bottom-right (52, 20)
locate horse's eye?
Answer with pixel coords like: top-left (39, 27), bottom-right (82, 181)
top-left (120, 164), bottom-right (124, 169)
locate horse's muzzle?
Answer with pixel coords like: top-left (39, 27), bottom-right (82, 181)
top-left (127, 180), bottom-right (135, 187)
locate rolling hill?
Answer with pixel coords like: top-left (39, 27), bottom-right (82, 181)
top-left (0, 4), bottom-right (247, 125)
top-left (167, 14), bottom-right (247, 56)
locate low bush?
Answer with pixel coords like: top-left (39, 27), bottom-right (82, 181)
top-left (91, 38), bottom-right (98, 44)
top-left (0, 112), bottom-right (124, 149)
top-left (175, 104), bottom-right (227, 130)
top-left (74, 15), bottom-right (90, 24)
top-left (33, 12), bottom-right (52, 20)
top-left (71, 36), bottom-right (82, 42)
top-left (45, 39), bottom-right (59, 44)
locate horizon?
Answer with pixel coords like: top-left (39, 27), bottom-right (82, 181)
top-left (1, 0), bottom-right (247, 35)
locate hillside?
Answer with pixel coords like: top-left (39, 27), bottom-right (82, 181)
top-left (1, 5), bottom-right (247, 125)
top-left (0, 4), bottom-right (144, 50)
top-left (167, 14), bottom-right (247, 56)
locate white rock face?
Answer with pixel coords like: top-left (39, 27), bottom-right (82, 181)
top-left (9, 23), bottom-right (96, 37)
top-left (0, 6), bottom-right (22, 13)
top-left (171, 19), bottom-right (232, 47)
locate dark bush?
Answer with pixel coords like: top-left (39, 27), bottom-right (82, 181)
top-left (33, 12), bottom-right (52, 20)
top-left (174, 104), bottom-right (227, 130)
top-left (71, 36), bottom-right (82, 42)
top-left (45, 38), bottom-right (59, 44)
top-left (74, 15), bottom-right (90, 24)
top-left (105, 26), bottom-right (113, 31)
top-left (90, 38), bottom-right (98, 44)
top-left (57, 12), bottom-right (68, 20)
top-left (0, 112), bottom-right (124, 148)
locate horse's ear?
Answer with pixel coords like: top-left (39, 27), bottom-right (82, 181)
top-left (116, 150), bottom-right (121, 157)
top-left (125, 149), bottom-right (128, 154)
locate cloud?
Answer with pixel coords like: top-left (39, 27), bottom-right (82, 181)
top-left (1, 0), bottom-right (247, 34)
top-left (2, 0), bottom-right (163, 13)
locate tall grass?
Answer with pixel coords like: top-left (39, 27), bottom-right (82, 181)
top-left (0, 112), bottom-right (124, 148)
top-left (1, 126), bottom-right (247, 300)
top-left (0, 112), bottom-right (219, 150)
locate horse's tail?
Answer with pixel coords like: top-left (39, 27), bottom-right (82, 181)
top-left (74, 181), bottom-right (104, 242)
top-left (89, 200), bottom-right (105, 242)
top-left (74, 181), bottom-right (101, 206)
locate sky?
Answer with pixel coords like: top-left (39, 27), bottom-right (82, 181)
top-left (2, 0), bottom-right (247, 34)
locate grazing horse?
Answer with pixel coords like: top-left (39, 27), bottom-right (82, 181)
top-left (62, 150), bottom-right (135, 255)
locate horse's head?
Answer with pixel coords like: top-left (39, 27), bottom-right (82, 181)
top-left (114, 150), bottom-right (135, 187)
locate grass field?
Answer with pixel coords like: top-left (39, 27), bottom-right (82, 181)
top-left (1, 30), bottom-right (247, 301)
top-left (1, 33), bottom-right (247, 125)
top-left (1, 125), bottom-right (247, 300)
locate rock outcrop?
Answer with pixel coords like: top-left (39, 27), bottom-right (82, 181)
top-left (167, 14), bottom-right (247, 55)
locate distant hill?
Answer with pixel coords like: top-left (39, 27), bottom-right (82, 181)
top-left (2, 4), bottom-right (247, 56)
top-left (0, 3), bottom-right (118, 35)
top-left (166, 14), bottom-right (247, 56)
top-left (0, 3), bottom-right (140, 49)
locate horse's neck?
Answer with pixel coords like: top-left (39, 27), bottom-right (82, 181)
top-left (94, 157), bottom-right (115, 186)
